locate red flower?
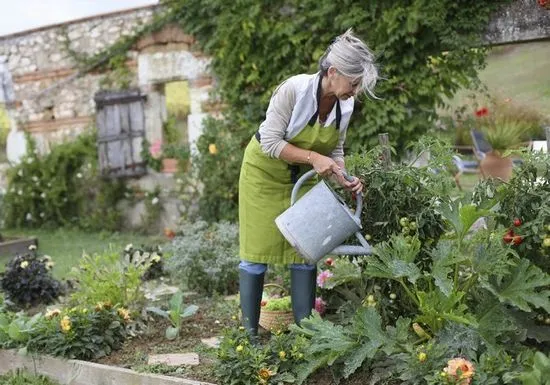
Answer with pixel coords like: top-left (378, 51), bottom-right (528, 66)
top-left (475, 107), bottom-right (489, 118)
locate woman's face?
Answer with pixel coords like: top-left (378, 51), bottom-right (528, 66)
top-left (327, 67), bottom-right (360, 100)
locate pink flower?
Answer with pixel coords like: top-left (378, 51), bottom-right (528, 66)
top-left (443, 358), bottom-right (475, 385)
top-left (314, 297), bottom-right (327, 315)
top-left (149, 140), bottom-right (163, 159)
top-left (316, 270), bottom-right (333, 288)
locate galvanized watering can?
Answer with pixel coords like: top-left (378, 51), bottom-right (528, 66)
top-left (275, 169), bottom-right (372, 264)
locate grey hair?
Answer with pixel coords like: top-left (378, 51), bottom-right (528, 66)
top-left (319, 29), bottom-right (378, 98)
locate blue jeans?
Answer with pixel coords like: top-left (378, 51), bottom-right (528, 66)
top-left (239, 260), bottom-right (315, 275)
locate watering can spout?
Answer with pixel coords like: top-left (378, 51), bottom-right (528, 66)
top-left (330, 231), bottom-right (371, 256)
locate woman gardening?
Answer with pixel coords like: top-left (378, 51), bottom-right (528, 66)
top-left (238, 29), bottom-right (378, 336)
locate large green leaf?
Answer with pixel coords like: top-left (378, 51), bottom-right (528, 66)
top-left (436, 198), bottom-right (492, 242)
top-left (323, 258), bottom-right (362, 289)
top-left (429, 240), bottom-right (466, 297)
top-left (366, 235), bottom-right (422, 284)
top-left (481, 259), bottom-right (550, 313)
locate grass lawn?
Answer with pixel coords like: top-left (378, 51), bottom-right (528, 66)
top-left (443, 41), bottom-right (550, 119)
top-left (0, 228), bottom-right (166, 279)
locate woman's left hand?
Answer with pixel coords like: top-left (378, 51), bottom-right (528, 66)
top-left (335, 173), bottom-right (363, 193)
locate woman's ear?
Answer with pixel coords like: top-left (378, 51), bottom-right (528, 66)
top-left (327, 66), bottom-right (338, 77)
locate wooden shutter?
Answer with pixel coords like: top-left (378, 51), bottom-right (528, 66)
top-left (94, 89), bottom-right (147, 178)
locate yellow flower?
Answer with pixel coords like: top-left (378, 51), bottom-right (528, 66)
top-left (279, 351), bottom-right (286, 360)
top-left (235, 345), bottom-right (244, 353)
top-left (117, 308), bottom-right (131, 322)
top-left (417, 352), bottom-right (427, 362)
top-left (444, 358), bottom-right (475, 385)
top-left (20, 261), bottom-right (29, 269)
top-left (45, 309), bottom-right (61, 319)
top-left (258, 368), bottom-right (274, 381)
top-left (95, 302), bottom-right (104, 311)
top-left (60, 316), bottom-right (72, 332)
top-left (103, 301), bottom-right (113, 309)
top-left (208, 143), bottom-right (218, 155)
top-left (151, 254), bottom-right (161, 263)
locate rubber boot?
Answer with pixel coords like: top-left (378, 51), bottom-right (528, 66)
top-left (290, 267), bottom-right (317, 325)
top-left (239, 269), bottom-right (265, 337)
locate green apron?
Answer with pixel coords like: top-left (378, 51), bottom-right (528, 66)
top-left (239, 119), bottom-right (340, 265)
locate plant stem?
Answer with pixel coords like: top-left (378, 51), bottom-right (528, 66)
top-left (399, 279), bottom-right (419, 307)
top-left (460, 273), bottom-right (478, 294)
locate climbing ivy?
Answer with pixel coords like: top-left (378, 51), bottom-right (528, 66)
top-left (166, 0), bottom-right (508, 152)
top-left (162, 0), bottom-right (509, 221)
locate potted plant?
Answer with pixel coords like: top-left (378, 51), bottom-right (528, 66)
top-left (477, 119), bottom-right (529, 180)
top-left (161, 143), bottom-right (190, 174)
top-left (469, 100), bottom-right (540, 181)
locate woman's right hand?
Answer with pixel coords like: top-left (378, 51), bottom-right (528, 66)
top-left (310, 152), bottom-right (341, 178)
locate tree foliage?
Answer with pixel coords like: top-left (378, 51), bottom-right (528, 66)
top-left (163, 0), bottom-right (508, 221)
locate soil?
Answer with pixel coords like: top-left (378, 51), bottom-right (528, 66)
top-left (93, 294), bottom-right (376, 385)
top-left (95, 294), bottom-right (239, 384)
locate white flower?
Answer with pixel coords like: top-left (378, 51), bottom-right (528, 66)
top-left (25, 213), bottom-right (33, 221)
top-left (20, 261), bottom-right (29, 269)
top-left (151, 197), bottom-right (159, 205)
top-left (32, 176), bottom-right (38, 182)
top-left (17, 169), bottom-right (23, 177)
top-left (46, 261), bottom-right (55, 270)
top-left (28, 244), bottom-right (37, 251)
top-left (124, 244), bottom-right (133, 252)
top-left (40, 212), bottom-right (45, 218)
top-left (40, 193), bottom-right (46, 198)
top-left (18, 190), bottom-right (23, 195)
top-left (76, 173), bottom-right (82, 178)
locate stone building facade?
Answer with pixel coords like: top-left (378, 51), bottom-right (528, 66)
top-left (0, 4), bottom-right (216, 230)
top-left (0, 4), bottom-right (213, 160)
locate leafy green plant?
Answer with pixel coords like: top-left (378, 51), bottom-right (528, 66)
top-left (145, 291), bottom-right (198, 340)
top-left (509, 352), bottom-right (550, 385)
top-left (216, 324), bottom-right (308, 385)
top-left (0, 248), bottom-right (63, 307)
top-left (263, 297), bottom-right (291, 312)
top-left (166, 220), bottom-right (239, 295)
top-left (69, 251), bottom-right (146, 310)
top-left (29, 304), bottom-right (129, 360)
top-left (1, 132), bottom-right (126, 231)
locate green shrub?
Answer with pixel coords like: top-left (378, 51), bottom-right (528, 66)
top-left (166, 220), bottom-right (239, 295)
top-left (69, 251), bottom-right (146, 310)
top-left (1, 132), bottom-right (127, 231)
top-left (0, 248), bottom-right (63, 307)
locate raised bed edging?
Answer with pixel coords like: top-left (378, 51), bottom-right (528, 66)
top-left (0, 350), bottom-right (217, 385)
top-left (0, 237), bottom-right (38, 257)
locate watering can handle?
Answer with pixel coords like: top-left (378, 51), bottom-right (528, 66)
top-left (290, 169), bottom-right (363, 222)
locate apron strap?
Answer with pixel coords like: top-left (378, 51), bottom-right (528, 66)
top-left (308, 75), bottom-right (341, 130)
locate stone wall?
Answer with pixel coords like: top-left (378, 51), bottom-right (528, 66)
top-left (0, 4), bottom-right (212, 155)
top-left (0, 5), bottom-right (214, 231)
top-left (485, 0), bottom-right (550, 45)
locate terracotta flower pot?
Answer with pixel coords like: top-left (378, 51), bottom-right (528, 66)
top-left (479, 152), bottom-right (513, 181)
top-left (161, 158), bottom-right (178, 173)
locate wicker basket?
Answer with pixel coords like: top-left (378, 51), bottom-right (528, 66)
top-left (258, 284), bottom-right (294, 332)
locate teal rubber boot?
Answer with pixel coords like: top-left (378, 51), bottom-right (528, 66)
top-left (290, 267), bottom-right (317, 325)
top-left (239, 269), bottom-right (265, 337)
